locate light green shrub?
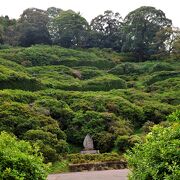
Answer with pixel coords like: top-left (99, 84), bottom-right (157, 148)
top-left (126, 118), bottom-right (180, 180)
top-left (0, 132), bottom-right (49, 180)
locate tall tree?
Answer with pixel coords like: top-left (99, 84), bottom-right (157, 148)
top-left (18, 8), bottom-right (51, 46)
top-left (171, 28), bottom-right (180, 59)
top-left (122, 6), bottom-right (172, 60)
top-left (0, 16), bottom-right (17, 45)
top-left (53, 10), bottom-right (89, 48)
top-left (90, 10), bottom-right (123, 50)
top-left (46, 7), bottom-right (63, 43)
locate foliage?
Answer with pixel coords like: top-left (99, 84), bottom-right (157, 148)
top-left (90, 10), bottom-right (123, 50)
top-left (122, 6), bottom-right (172, 60)
top-left (115, 135), bottom-right (141, 152)
top-left (17, 8), bottom-right (51, 46)
top-left (0, 99), bottom-right (69, 162)
top-left (126, 118), bottom-right (180, 180)
top-left (53, 10), bottom-right (89, 47)
top-left (49, 160), bottom-right (69, 174)
top-left (0, 44), bottom-right (179, 164)
top-left (115, 135), bottom-right (130, 152)
top-left (145, 71), bottom-right (180, 86)
top-left (67, 152), bottom-right (123, 164)
top-left (0, 45), bottom-right (116, 68)
top-left (142, 121), bottom-right (155, 134)
top-left (0, 132), bottom-right (49, 180)
top-left (167, 110), bottom-right (180, 122)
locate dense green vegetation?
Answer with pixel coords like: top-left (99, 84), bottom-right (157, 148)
top-left (126, 111), bottom-right (180, 180)
top-left (68, 153), bottom-right (124, 164)
top-left (0, 45), bottom-right (179, 163)
top-left (0, 132), bottom-right (49, 179)
top-left (0, 6), bottom-right (180, 60)
top-left (0, 4), bottom-right (179, 179)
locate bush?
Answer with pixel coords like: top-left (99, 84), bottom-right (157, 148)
top-left (24, 130), bottom-right (69, 162)
top-left (67, 152), bottom-right (123, 164)
top-left (126, 120), bottom-right (180, 180)
top-left (82, 75), bottom-right (127, 91)
top-left (150, 63), bottom-right (174, 72)
top-left (108, 63), bottom-right (137, 75)
top-left (145, 71), bottom-right (180, 86)
top-left (167, 110), bottom-right (180, 122)
top-left (142, 101), bottom-right (175, 123)
top-left (115, 135), bottom-right (130, 152)
top-left (142, 121), bottom-right (155, 134)
top-left (0, 132), bottom-right (49, 180)
top-left (0, 64), bottom-right (42, 91)
top-left (94, 132), bottom-right (114, 153)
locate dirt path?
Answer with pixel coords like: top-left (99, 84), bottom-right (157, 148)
top-left (48, 169), bottom-right (129, 180)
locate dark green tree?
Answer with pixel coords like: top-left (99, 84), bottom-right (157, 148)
top-left (18, 8), bottom-right (51, 46)
top-left (0, 16), bottom-right (17, 45)
top-left (53, 10), bottom-right (90, 48)
top-left (46, 7), bottom-right (63, 42)
top-left (171, 28), bottom-right (180, 59)
top-left (90, 10), bottom-right (123, 50)
top-left (122, 6), bottom-right (172, 60)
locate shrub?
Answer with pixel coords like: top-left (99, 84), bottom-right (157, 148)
top-left (150, 63), bottom-right (174, 72)
top-left (108, 63), bottom-right (137, 75)
top-left (142, 121), bottom-right (155, 134)
top-left (0, 132), bottom-right (49, 180)
top-left (82, 75), bottom-right (127, 91)
top-left (67, 152), bottom-right (123, 164)
top-left (0, 65), bottom-right (42, 91)
top-left (167, 110), bottom-right (180, 122)
top-left (145, 71), bottom-right (180, 86)
top-left (142, 101), bottom-right (175, 123)
top-left (115, 135), bottom-right (142, 153)
top-left (24, 130), bottom-right (69, 162)
top-left (126, 121), bottom-right (180, 180)
top-left (94, 132), bottom-right (115, 153)
top-left (147, 77), bottom-right (180, 92)
top-left (115, 135), bottom-right (130, 152)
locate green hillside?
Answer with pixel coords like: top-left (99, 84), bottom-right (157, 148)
top-left (0, 45), bottom-right (179, 163)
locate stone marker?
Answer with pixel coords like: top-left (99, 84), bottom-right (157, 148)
top-left (83, 134), bottom-right (94, 150)
top-left (81, 134), bottom-right (99, 154)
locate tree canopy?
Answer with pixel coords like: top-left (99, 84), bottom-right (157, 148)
top-left (0, 6), bottom-right (176, 60)
top-left (18, 8), bottom-right (51, 46)
top-left (122, 6), bottom-right (172, 60)
top-left (53, 10), bottom-right (89, 48)
top-left (90, 10), bottom-right (123, 50)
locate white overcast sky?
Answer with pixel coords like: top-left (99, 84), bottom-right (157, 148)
top-left (0, 0), bottom-right (179, 27)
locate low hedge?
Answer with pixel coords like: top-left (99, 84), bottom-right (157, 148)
top-left (67, 152), bottom-right (124, 164)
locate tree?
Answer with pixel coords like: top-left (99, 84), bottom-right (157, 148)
top-left (126, 112), bottom-right (180, 180)
top-left (20, 8), bottom-right (49, 25)
top-left (18, 8), bottom-right (51, 46)
top-left (53, 10), bottom-right (90, 48)
top-left (0, 25), bottom-right (3, 44)
top-left (0, 16), bottom-right (17, 45)
top-left (90, 10), bottom-right (123, 50)
top-left (46, 7), bottom-right (63, 42)
top-left (122, 6), bottom-right (172, 60)
top-left (0, 132), bottom-right (49, 180)
top-left (17, 22), bottom-right (51, 47)
top-left (171, 28), bottom-right (180, 59)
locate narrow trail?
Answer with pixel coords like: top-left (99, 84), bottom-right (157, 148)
top-left (48, 169), bottom-right (129, 180)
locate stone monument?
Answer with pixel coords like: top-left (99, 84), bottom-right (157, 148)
top-left (80, 134), bottom-right (99, 154)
